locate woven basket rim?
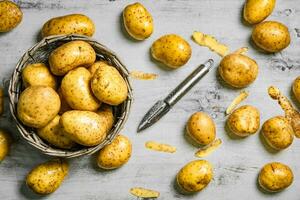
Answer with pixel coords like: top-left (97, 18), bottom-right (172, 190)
top-left (8, 34), bottom-right (133, 158)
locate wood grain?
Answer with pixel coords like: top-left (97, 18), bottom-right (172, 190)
top-left (0, 0), bottom-right (300, 199)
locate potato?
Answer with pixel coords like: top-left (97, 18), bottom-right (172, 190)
top-left (186, 112), bottom-right (216, 146)
top-left (37, 115), bottom-right (76, 149)
top-left (292, 76), bottom-right (300, 103)
top-left (91, 63), bottom-right (128, 105)
top-left (252, 21), bottom-right (290, 53)
top-left (88, 61), bottom-right (108, 76)
top-left (26, 159), bottom-right (68, 195)
top-left (0, 0), bottom-right (22, 32)
top-left (97, 135), bottom-right (132, 169)
top-left (0, 87), bottom-right (3, 116)
top-left (60, 110), bottom-right (107, 146)
top-left (177, 160), bottom-right (213, 193)
top-left (261, 116), bottom-right (294, 150)
top-left (258, 162), bottom-right (293, 192)
top-left (22, 63), bottom-right (57, 89)
top-left (61, 67), bottom-right (100, 111)
top-left (41, 14), bottom-right (95, 38)
top-left (17, 86), bottom-right (60, 128)
top-left (0, 129), bottom-right (11, 162)
top-left (96, 104), bottom-right (115, 132)
top-left (123, 2), bottom-right (153, 40)
top-left (151, 34), bottom-right (192, 69)
top-left (49, 40), bottom-right (96, 76)
top-left (57, 87), bottom-right (71, 115)
top-left (219, 54), bottom-right (258, 88)
top-left (227, 105), bottom-right (260, 137)
top-left (243, 0), bottom-right (276, 25)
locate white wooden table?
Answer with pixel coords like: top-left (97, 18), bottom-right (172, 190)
top-left (0, 0), bottom-right (300, 199)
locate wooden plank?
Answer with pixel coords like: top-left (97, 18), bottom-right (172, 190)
top-left (0, 0), bottom-right (299, 199)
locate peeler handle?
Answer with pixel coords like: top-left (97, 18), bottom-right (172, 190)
top-left (164, 59), bottom-right (214, 106)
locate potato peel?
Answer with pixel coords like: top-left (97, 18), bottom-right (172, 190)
top-left (130, 187), bottom-right (160, 198)
top-left (130, 70), bottom-right (158, 80)
top-left (195, 138), bottom-right (222, 157)
top-left (268, 86), bottom-right (300, 138)
top-left (145, 141), bottom-right (176, 153)
top-left (226, 91), bottom-right (249, 115)
top-left (233, 47), bottom-right (249, 55)
top-left (192, 31), bottom-right (229, 57)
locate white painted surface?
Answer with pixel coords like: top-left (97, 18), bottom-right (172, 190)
top-left (0, 0), bottom-right (300, 199)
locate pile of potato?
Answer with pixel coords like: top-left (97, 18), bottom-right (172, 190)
top-left (0, 0), bottom-right (298, 197)
top-left (17, 39), bottom-right (129, 147)
top-left (244, 0), bottom-right (290, 53)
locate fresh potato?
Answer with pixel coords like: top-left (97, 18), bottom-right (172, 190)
top-left (0, 0), bottom-right (22, 32)
top-left (61, 67), bottom-right (100, 111)
top-left (292, 76), bottom-right (300, 103)
top-left (97, 135), bottom-right (132, 169)
top-left (151, 34), bottom-right (192, 69)
top-left (219, 53), bottom-right (258, 88)
top-left (0, 87), bottom-right (3, 116)
top-left (22, 63), bottom-right (57, 89)
top-left (186, 112), bottom-right (216, 146)
top-left (243, 0), bottom-right (276, 24)
top-left (37, 115), bottom-right (76, 149)
top-left (123, 2), bottom-right (153, 40)
top-left (88, 61), bottom-right (109, 76)
top-left (262, 116), bottom-right (294, 150)
top-left (26, 159), bottom-right (68, 195)
top-left (17, 86), bottom-right (60, 128)
top-left (57, 87), bottom-right (71, 115)
top-left (258, 162), bottom-right (293, 192)
top-left (177, 160), bottom-right (213, 193)
top-left (60, 110), bottom-right (107, 146)
top-left (91, 63), bottom-right (128, 106)
top-left (227, 105), bottom-right (260, 137)
top-left (252, 21), bottom-right (290, 53)
top-left (41, 14), bottom-right (95, 38)
top-left (0, 129), bottom-right (11, 162)
top-left (96, 104), bottom-right (114, 132)
top-left (49, 40), bottom-right (96, 76)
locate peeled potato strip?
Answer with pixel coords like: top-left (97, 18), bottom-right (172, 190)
top-left (130, 187), bottom-right (160, 198)
top-left (226, 91), bottom-right (249, 115)
top-left (145, 141), bottom-right (176, 153)
top-left (130, 70), bottom-right (158, 80)
top-left (195, 138), bottom-right (222, 158)
top-left (268, 86), bottom-right (300, 138)
top-left (192, 31), bottom-right (229, 57)
top-left (233, 47), bottom-right (249, 55)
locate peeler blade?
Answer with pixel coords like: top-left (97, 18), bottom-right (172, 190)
top-left (137, 100), bottom-right (170, 132)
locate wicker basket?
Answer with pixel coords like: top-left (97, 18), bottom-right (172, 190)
top-left (8, 34), bottom-right (133, 158)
